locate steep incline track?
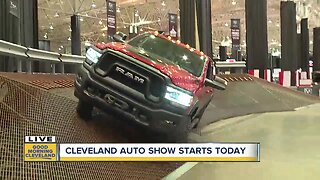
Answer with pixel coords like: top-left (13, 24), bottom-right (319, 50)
top-left (200, 74), bottom-right (320, 127)
top-left (0, 73), bottom-right (182, 180)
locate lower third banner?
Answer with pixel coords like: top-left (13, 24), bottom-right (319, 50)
top-left (58, 143), bottom-right (260, 162)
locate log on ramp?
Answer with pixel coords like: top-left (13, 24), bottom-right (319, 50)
top-left (200, 74), bottom-right (320, 127)
top-left (0, 73), bottom-right (182, 180)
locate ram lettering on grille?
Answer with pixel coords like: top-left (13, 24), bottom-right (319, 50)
top-left (115, 66), bottom-right (145, 84)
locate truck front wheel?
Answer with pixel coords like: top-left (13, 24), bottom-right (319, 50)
top-left (76, 100), bottom-right (93, 120)
top-left (193, 102), bottom-right (210, 129)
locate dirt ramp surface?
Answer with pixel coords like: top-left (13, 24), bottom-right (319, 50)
top-left (200, 74), bottom-right (320, 127)
top-left (0, 74), bottom-right (182, 180)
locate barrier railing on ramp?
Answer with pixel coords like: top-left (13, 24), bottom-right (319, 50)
top-left (0, 40), bottom-right (246, 73)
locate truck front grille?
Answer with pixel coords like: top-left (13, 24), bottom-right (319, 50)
top-left (95, 52), bottom-right (166, 102)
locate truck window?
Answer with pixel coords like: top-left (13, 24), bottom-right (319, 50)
top-left (127, 33), bottom-right (205, 77)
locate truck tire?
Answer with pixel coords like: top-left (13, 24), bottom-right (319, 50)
top-left (193, 102), bottom-right (210, 129)
top-left (161, 119), bottom-right (190, 143)
top-left (164, 130), bottom-right (188, 143)
top-left (192, 111), bottom-right (204, 129)
top-left (76, 100), bottom-right (93, 120)
top-left (174, 131), bottom-right (189, 143)
top-left (192, 118), bottom-right (201, 129)
top-left (175, 119), bottom-right (191, 142)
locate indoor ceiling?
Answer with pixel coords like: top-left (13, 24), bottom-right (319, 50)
top-left (38, 0), bottom-right (320, 54)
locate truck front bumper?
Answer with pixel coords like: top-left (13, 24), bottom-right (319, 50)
top-left (74, 65), bottom-right (191, 135)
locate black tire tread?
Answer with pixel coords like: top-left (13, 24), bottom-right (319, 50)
top-left (77, 100), bottom-right (93, 120)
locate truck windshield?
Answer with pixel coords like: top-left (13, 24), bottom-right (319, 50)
top-left (127, 33), bottom-right (205, 77)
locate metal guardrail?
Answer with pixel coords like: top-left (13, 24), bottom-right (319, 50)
top-left (0, 40), bottom-right (246, 72)
top-left (0, 40), bottom-right (84, 64)
top-left (215, 61), bottom-right (246, 68)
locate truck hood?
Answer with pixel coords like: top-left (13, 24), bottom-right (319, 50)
top-left (97, 42), bottom-right (201, 92)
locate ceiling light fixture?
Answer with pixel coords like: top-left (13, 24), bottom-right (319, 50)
top-left (161, 1), bottom-right (166, 6)
top-left (91, 1), bottom-right (96, 8)
top-left (183, 55), bottom-right (188, 60)
top-left (80, 17), bottom-right (84, 21)
top-left (232, 0), bottom-right (236, 5)
top-left (68, 37), bottom-right (71, 41)
top-left (44, 33), bottom-right (48, 39)
top-left (54, 12), bottom-right (59, 17)
top-left (99, 20), bottom-right (103, 25)
top-left (49, 24), bottom-right (54, 30)
top-left (101, 26), bottom-right (108, 31)
top-left (117, 7), bottom-right (120, 13)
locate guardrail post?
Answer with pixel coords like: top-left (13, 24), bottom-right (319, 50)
top-left (26, 61), bottom-right (32, 74)
top-left (51, 63), bottom-right (56, 74)
top-left (58, 63), bottom-right (65, 74)
top-left (74, 64), bottom-right (81, 74)
top-left (235, 67), bottom-right (244, 74)
top-left (17, 59), bottom-right (22, 72)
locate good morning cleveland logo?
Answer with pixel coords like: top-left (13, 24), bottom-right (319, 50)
top-left (24, 136), bottom-right (58, 161)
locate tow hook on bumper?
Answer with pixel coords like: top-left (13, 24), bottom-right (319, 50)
top-left (84, 89), bottom-right (94, 98)
top-left (104, 94), bottom-right (129, 110)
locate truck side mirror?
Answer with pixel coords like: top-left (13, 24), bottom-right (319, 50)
top-left (205, 77), bottom-right (227, 90)
top-left (112, 32), bottom-right (128, 43)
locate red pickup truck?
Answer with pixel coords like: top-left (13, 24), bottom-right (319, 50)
top-left (74, 32), bottom-right (226, 141)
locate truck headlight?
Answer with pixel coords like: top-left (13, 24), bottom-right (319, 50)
top-left (165, 86), bottom-right (193, 107)
top-left (85, 47), bottom-right (102, 65)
